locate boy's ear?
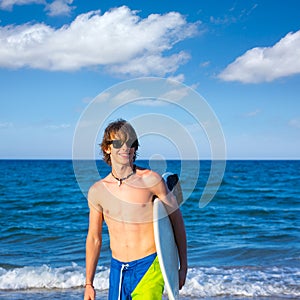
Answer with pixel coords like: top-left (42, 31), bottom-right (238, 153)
top-left (104, 147), bottom-right (111, 154)
top-left (101, 143), bottom-right (111, 154)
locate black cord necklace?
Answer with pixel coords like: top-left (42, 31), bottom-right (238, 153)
top-left (111, 167), bottom-right (136, 187)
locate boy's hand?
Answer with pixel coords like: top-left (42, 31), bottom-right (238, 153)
top-left (84, 285), bottom-right (95, 300)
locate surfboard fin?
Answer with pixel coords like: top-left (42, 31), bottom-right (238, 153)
top-left (162, 173), bottom-right (183, 206)
top-left (165, 173), bottom-right (179, 191)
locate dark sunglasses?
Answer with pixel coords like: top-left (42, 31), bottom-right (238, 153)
top-left (108, 139), bottom-right (138, 149)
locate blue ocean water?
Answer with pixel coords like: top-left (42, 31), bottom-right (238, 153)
top-left (0, 160), bottom-right (299, 299)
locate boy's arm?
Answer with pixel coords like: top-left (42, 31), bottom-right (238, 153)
top-left (168, 207), bottom-right (187, 289)
top-left (84, 188), bottom-right (104, 300)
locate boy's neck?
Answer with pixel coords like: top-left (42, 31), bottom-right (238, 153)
top-left (111, 163), bottom-right (135, 178)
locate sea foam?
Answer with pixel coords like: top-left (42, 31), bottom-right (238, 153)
top-left (0, 263), bottom-right (109, 290)
top-left (0, 264), bottom-right (299, 298)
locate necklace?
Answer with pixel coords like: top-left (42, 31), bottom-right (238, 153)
top-left (111, 168), bottom-right (135, 187)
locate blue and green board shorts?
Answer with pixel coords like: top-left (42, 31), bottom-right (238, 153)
top-left (109, 253), bottom-right (164, 300)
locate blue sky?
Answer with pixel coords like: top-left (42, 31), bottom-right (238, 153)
top-left (0, 0), bottom-right (300, 159)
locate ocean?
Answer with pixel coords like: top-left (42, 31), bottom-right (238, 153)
top-left (0, 159), bottom-right (299, 299)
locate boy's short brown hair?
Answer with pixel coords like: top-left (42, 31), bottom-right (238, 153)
top-left (100, 119), bottom-right (139, 165)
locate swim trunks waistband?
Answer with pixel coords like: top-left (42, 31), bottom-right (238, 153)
top-left (111, 252), bottom-right (157, 269)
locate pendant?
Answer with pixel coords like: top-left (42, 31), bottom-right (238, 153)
top-left (118, 180), bottom-right (122, 187)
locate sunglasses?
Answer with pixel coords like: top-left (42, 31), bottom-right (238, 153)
top-left (108, 139), bottom-right (138, 149)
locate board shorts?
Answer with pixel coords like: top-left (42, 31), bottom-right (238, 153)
top-left (108, 252), bottom-right (164, 300)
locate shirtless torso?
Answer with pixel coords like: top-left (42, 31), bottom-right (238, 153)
top-left (89, 167), bottom-right (162, 262)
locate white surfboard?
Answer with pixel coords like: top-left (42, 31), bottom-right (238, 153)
top-left (153, 173), bottom-right (182, 300)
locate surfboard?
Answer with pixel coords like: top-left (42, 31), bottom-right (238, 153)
top-left (153, 173), bottom-right (182, 300)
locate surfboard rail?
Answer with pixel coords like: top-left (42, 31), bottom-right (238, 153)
top-left (153, 172), bottom-right (182, 300)
top-left (153, 198), bottom-right (179, 300)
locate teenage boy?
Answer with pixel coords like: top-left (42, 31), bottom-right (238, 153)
top-left (84, 119), bottom-right (187, 300)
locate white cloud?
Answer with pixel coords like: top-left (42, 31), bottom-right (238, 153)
top-left (0, 0), bottom-right (74, 16)
top-left (245, 109), bottom-right (261, 117)
top-left (210, 3), bottom-right (258, 26)
top-left (159, 86), bottom-right (189, 102)
top-left (200, 60), bottom-right (210, 67)
top-left (168, 73), bottom-right (185, 83)
top-left (109, 51), bottom-right (190, 76)
top-left (45, 0), bottom-right (75, 17)
top-left (0, 6), bottom-right (198, 76)
top-left (218, 30), bottom-right (300, 83)
top-left (210, 15), bottom-right (236, 25)
top-left (0, 0), bottom-right (44, 10)
top-left (112, 89), bottom-right (141, 104)
top-left (45, 123), bottom-right (71, 129)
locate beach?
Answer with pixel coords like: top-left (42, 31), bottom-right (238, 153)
top-left (0, 159), bottom-right (299, 299)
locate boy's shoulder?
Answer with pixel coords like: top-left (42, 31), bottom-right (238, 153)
top-left (89, 174), bottom-right (110, 192)
top-left (135, 166), bottom-right (162, 186)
